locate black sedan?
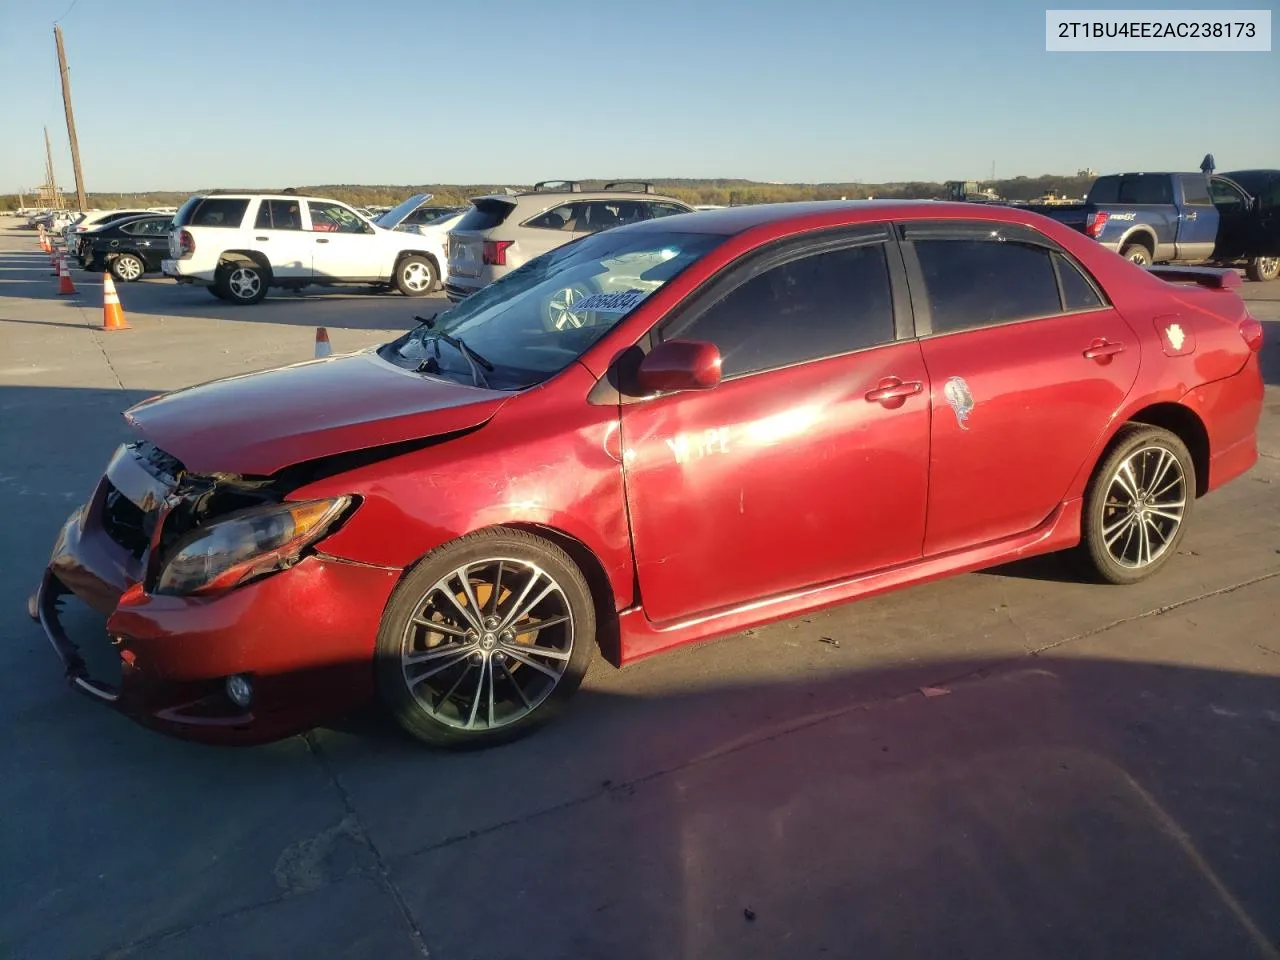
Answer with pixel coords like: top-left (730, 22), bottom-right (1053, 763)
top-left (80, 214), bottom-right (174, 282)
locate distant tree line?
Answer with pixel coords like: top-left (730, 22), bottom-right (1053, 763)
top-left (1, 174), bottom-right (1098, 212)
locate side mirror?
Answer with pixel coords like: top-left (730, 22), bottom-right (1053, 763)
top-left (636, 339), bottom-right (722, 394)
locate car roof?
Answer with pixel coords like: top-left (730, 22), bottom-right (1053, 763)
top-left (617, 199), bottom-right (1044, 237)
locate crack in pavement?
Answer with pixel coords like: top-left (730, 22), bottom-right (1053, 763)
top-left (302, 731), bottom-right (432, 959)
top-left (383, 568), bottom-right (1280, 865)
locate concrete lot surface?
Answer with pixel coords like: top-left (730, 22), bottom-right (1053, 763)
top-left (1, 219), bottom-right (1278, 960)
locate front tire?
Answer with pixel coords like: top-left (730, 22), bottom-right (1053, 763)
top-left (375, 527), bottom-right (596, 750)
top-left (110, 253), bottom-right (145, 282)
top-left (1245, 256), bottom-right (1279, 282)
top-left (394, 255), bottom-right (438, 297)
top-left (1077, 424), bottom-right (1194, 585)
top-left (215, 262), bottom-right (269, 305)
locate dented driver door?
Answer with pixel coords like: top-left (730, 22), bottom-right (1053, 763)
top-left (619, 231), bottom-right (930, 626)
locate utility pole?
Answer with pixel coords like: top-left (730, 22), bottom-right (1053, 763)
top-left (54, 23), bottom-right (88, 211)
top-left (42, 125), bottom-right (64, 210)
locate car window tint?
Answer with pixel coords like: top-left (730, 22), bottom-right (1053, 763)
top-left (524, 203), bottom-right (583, 231)
top-left (669, 243), bottom-right (896, 378)
top-left (1182, 176), bottom-right (1213, 206)
top-left (1053, 252), bottom-right (1104, 311)
top-left (189, 197), bottom-right (249, 228)
top-left (1210, 179), bottom-right (1246, 209)
top-left (914, 239), bottom-right (1061, 333)
top-left (580, 202), bottom-right (624, 234)
top-left (254, 199), bottom-right (303, 230)
top-left (646, 202), bottom-right (689, 219)
top-left (1118, 175), bottom-right (1173, 205)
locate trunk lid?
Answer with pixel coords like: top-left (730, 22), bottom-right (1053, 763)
top-left (448, 197), bottom-right (518, 278)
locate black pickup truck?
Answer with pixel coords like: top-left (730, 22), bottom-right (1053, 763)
top-left (1015, 169), bottom-right (1280, 281)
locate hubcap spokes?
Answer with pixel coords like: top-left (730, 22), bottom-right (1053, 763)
top-left (548, 287), bottom-right (584, 330)
top-left (119, 258), bottom-right (140, 279)
top-left (230, 268), bottom-right (260, 298)
top-left (404, 263), bottom-right (429, 290)
top-left (400, 558), bottom-right (574, 731)
top-left (1102, 445), bottom-right (1186, 568)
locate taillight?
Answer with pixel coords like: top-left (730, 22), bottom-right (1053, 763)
top-left (1085, 211), bottom-right (1110, 238)
top-left (179, 229), bottom-right (195, 258)
top-left (482, 240), bottom-right (513, 266)
top-left (1240, 316), bottom-right (1264, 352)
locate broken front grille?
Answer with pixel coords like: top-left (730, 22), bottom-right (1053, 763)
top-left (101, 481), bottom-right (151, 559)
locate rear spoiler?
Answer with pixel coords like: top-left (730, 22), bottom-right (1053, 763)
top-left (1144, 265), bottom-right (1242, 290)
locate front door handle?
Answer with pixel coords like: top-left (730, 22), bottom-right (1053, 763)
top-left (1186, 211), bottom-right (1197, 221)
top-left (255, 236), bottom-right (269, 241)
top-left (865, 377), bottom-right (924, 404)
top-left (1083, 338), bottom-right (1125, 360)
top-left (316, 238), bottom-right (329, 244)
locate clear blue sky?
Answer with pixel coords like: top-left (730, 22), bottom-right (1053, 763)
top-left (1, 0), bottom-right (1276, 193)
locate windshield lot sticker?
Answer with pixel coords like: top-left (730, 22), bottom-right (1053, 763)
top-left (943, 377), bottom-right (974, 430)
top-left (572, 289), bottom-right (648, 315)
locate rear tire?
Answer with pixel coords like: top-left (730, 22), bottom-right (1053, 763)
top-left (375, 527), bottom-right (596, 750)
top-left (110, 254), bottom-right (145, 283)
top-left (215, 261), bottom-right (269, 305)
top-left (394, 255), bottom-right (437, 297)
top-left (1077, 424), bottom-right (1195, 585)
top-left (1245, 256), bottom-right (1279, 282)
top-left (1119, 243), bottom-right (1153, 266)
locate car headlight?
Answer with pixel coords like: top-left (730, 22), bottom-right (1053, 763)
top-left (154, 497), bottom-right (353, 596)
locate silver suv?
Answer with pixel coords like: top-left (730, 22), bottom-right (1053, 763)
top-left (444, 181), bottom-right (692, 304)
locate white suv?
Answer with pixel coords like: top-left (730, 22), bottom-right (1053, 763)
top-left (162, 191), bottom-right (449, 304)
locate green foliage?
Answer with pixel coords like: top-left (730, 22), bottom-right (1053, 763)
top-left (0, 174), bottom-right (1099, 212)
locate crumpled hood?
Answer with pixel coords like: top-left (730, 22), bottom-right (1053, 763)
top-left (123, 350), bottom-right (511, 476)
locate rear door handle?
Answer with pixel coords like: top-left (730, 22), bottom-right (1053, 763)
top-left (255, 236), bottom-right (269, 241)
top-left (316, 238), bottom-right (329, 244)
top-left (1083, 338), bottom-right (1125, 360)
top-left (865, 377), bottom-right (924, 404)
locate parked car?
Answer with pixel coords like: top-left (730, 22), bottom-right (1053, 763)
top-left (1209, 169), bottom-right (1280, 282)
top-left (374, 193), bottom-right (465, 234)
top-left (160, 191), bottom-right (455, 304)
top-left (31, 200), bottom-right (1264, 750)
top-left (81, 214), bottom-right (174, 281)
top-left (444, 180), bottom-right (693, 308)
top-left (65, 208), bottom-right (160, 249)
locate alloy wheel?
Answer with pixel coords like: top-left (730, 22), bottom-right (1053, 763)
top-left (228, 267), bottom-right (261, 300)
top-left (1101, 445), bottom-right (1186, 568)
top-left (546, 286), bottom-right (585, 330)
top-left (115, 256), bottom-right (142, 281)
top-left (399, 558), bottom-right (575, 731)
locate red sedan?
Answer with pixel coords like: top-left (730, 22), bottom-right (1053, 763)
top-left (32, 201), bottom-right (1265, 749)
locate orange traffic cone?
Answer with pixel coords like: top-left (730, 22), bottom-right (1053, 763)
top-left (57, 256), bottom-right (77, 295)
top-left (102, 273), bottom-right (129, 331)
top-left (314, 327), bottom-right (332, 358)
top-left (39, 230), bottom-right (50, 253)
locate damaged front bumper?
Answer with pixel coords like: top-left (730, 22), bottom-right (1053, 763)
top-left (30, 442), bottom-right (401, 745)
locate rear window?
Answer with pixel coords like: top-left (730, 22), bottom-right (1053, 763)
top-left (173, 197), bottom-right (250, 229)
top-left (454, 199), bottom-right (515, 232)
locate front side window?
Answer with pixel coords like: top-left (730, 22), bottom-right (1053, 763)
top-left (913, 239), bottom-right (1061, 334)
top-left (1210, 178), bottom-right (1247, 210)
top-left (380, 229), bottom-right (724, 389)
top-left (308, 202), bottom-right (367, 234)
top-left (663, 242), bottom-right (896, 378)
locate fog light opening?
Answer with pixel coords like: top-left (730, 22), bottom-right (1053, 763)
top-left (225, 674), bottom-right (254, 709)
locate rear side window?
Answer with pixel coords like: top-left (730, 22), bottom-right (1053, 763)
top-left (646, 202), bottom-right (689, 219)
top-left (524, 202), bottom-right (584, 231)
top-left (255, 199), bottom-right (303, 230)
top-left (181, 197), bottom-right (249, 228)
top-left (667, 242), bottom-right (896, 378)
top-left (1120, 176), bottom-right (1173, 204)
top-left (456, 199), bottom-right (515, 232)
top-left (913, 239), bottom-right (1061, 334)
top-left (1087, 176), bottom-right (1121, 204)
top-left (1052, 252), bottom-right (1104, 311)
top-left (121, 218), bottom-right (169, 236)
top-left (1182, 176), bottom-right (1213, 206)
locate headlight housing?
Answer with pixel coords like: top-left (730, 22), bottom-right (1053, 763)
top-left (154, 497), bottom-right (353, 596)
